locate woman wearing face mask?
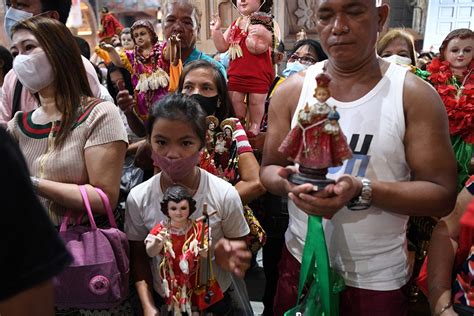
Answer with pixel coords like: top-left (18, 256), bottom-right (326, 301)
top-left (178, 60), bottom-right (265, 205)
top-left (378, 29), bottom-right (431, 83)
top-left (282, 39), bottom-right (327, 78)
top-left (377, 28), bottom-right (417, 67)
top-left (7, 15), bottom-right (129, 314)
top-left (125, 93), bottom-right (252, 315)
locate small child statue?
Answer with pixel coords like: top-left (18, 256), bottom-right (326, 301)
top-left (145, 185), bottom-right (208, 316)
top-left (278, 73), bottom-right (352, 187)
top-left (205, 115), bottom-right (219, 154)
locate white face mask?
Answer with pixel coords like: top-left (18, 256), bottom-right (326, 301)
top-left (282, 61), bottom-right (309, 78)
top-left (382, 54), bottom-right (413, 67)
top-left (13, 52), bottom-right (55, 93)
top-left (4, 7), bottom-right (33, 39)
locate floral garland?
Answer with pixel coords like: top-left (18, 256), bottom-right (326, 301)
top-left (133, 41), bottom-right (166, 75)
top-left (427, 58), bottom-right (474, 144)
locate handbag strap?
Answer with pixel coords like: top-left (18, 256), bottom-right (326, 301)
top-left (60, 185), bottom-right (98, 232)
top-left (94, 187), bottom-right (118, 228)
top-left (59, 186), bottom-right (117, 232)
top-left (11, 80), bottom-right (22, 119)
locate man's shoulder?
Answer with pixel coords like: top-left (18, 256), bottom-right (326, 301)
top-left (401, 68), bottom-right (442, 112)
top-left (403, 69), bottom-right (434, 91)
top-left (193, 49), bottom-right (227, 77)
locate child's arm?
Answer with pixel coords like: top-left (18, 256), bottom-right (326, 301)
top-left (144, 231), bottom-right (167, 257)
top-left (246, 24), bottom-right (272, 55)
top-left (210, 15), bottom-right (231, 53)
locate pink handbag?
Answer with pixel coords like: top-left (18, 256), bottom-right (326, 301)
top-left (53, 185), bottom-right (130, 309)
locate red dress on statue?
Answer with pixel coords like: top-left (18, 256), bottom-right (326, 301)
top-left (227, 21), bottom-right (274, 94)
top-left (279, 102), bottom-right (352, 169)
top-left (149, 221), bottom-right (205, 312)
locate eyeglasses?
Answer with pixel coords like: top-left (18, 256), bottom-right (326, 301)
top-left (287, 54), bottom-right (317, 65)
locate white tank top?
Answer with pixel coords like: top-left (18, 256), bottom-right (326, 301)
top-left (286, 61), bottom-right (411, 291)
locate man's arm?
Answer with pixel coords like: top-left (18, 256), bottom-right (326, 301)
top-left (263, 70), bottom-right (457, 218)
top-left (371, 72), bottom-right (457, 216)
top-left (260, 72), bottom-right (304, 196)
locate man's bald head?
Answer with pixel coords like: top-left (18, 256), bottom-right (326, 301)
top-left (162, 0), bottom-right (201, 31)
top-left (314, 0), bottom-right (389, 69)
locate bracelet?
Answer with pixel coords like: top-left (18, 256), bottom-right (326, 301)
top-left (435, 302), bottom-right (452, 316)
top-left (30, 176), bottom-right (40, 193)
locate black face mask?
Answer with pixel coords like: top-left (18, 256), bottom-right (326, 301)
top-left (190, 94), bottom-right (219, 116)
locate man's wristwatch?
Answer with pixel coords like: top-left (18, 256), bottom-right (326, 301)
top-left (347, 177), bottom-right (372, 211)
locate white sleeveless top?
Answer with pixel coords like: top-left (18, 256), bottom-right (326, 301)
top-left (286, 62), bottom-right (411, 291)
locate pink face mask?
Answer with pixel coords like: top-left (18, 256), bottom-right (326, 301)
top-left (152, 151), bottom-right (200, 182)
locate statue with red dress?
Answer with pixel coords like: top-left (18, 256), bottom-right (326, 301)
top-left (98, 7), bottom-right (124, 42)
top-left (279, 73), bottom-right (352, 187)
top-left (144, 185), bottom-right (209, 315)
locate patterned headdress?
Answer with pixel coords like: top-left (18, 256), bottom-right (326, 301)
top-left (131, 20), bottom-right (158, 45)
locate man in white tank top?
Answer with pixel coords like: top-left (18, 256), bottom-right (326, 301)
top-left (260, 0), bottom-right (457, 315)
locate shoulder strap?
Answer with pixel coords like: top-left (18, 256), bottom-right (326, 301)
top-left (11, 80), bottom-right (23, 119)
top-left (266, 76), bottom-right (282, 100)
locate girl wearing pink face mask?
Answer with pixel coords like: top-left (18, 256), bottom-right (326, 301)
top-left (427, 28), bottom-right (474, 192)
top-left (125, 93), bottom-right (252, 315)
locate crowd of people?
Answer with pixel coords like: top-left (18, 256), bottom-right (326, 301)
top-left (1, 0), bottom-right (473, 316)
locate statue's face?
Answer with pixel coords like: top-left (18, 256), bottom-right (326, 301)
top-left (132, 27), bottom-right (152, 49)
top-left (121, 33), bottom-right (134, 50)
top-left (167, 200), bottom-right (190, 225)
top-left (444, 37), bottom-right (474, 71)
top-left (315, 88), bottom-right (329, 103)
